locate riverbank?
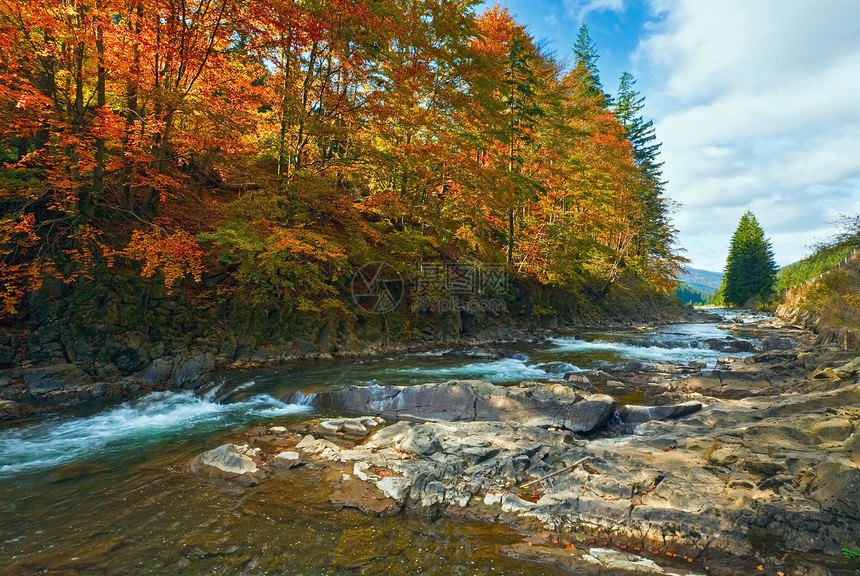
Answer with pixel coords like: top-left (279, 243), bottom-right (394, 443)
top-left (775, 246), bottom-right (860, 350)
top-left (0, 281), bottom-right (697, 421)
top-left (190, 313), bottom-right (860, 576)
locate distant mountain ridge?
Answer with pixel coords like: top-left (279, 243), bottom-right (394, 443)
top-left (679, 268), bottom-right (723, 296)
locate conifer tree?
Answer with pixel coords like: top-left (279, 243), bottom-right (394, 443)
top-left (573, 25), bottom-right (607, 105)
top-left (719, 210), bottom-right (778, 306)
top-left (614, 71), bottom-right (669, 260)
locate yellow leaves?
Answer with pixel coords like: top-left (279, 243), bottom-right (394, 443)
top-left (843, 293), bottom-right (860, 308)
top-left (264, 227), bottom-right (346, 264)
top-left (0, 260), bottom-right (55, 317)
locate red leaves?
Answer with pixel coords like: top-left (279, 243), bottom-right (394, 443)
top-left (0, 0), bottom-right (683, 318)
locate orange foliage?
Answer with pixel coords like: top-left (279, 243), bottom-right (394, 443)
top-left (123, 227), bottom-right (204, 293)
top-left (0, 0), bottom-right (683, 317)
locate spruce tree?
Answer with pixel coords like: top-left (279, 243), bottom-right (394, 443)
top-left (615, 72), bottom-right (662, 184)
top-left (720, 210), bottom-right (778, 306)
top-left (573, 25), bottom-right (608, 105)
top-left (614, 71), bottom-right (668, 260)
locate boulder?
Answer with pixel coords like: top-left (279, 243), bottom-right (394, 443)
top-left (141, 358), bottom-right (173, 383)
top-left (812, 366), bottom-right (839, 380)
top-left (188, 443), bottom-right (261, 478)
top-left (565, 373), bottom-right (597, 393)
top-left (0, 399), bottom-right (36, 419)
top-left (704, 337), bottom-right (759, 354)
top-left (619, 401), bottom-right (703, 425)
top-left (683, 370), bottom-right (774, 399)
top-left (271, 451), bottom-right (303, 469)
top-left (760, 335), bottom-right (795, 351)
top-left (443, 347), bottom-right (518, 360)
top-left (171, 353), bottom-right (215, 387)
top-left (833, 357), bottom-right (860, 380)
top-left (316, 380), bottom-right (616, 434)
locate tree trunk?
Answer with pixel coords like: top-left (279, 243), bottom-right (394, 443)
top-left (86, 2), bottom-right (106, 219)
top-left (119, 5), bottom-right (142, 211)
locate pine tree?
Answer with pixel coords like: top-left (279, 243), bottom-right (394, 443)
top-left (720, 210), bottom-right (778, 306)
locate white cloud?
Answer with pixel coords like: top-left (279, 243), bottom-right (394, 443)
top-left (634, 0), bottom-right (860, 270)
top-left (544, 13), bottom-right (560, 27)
top-left (564, 0), bottom-right (625, 23)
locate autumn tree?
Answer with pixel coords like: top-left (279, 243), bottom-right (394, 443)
top-left (0, 1), bottom-right (686, 317)
top-left (0, 0), bottom-right (257, 313)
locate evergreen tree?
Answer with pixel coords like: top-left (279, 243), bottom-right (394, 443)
top-left (573, 25), bottom-right (607, 105)
top-left (503, 34), bottom-right (545, 263)
top-left (720, 210), bottom-right (778, 306)
top-left (614, 72), bottom-right (662, 184)
top-left (614, 71), bottom-right (669, 258)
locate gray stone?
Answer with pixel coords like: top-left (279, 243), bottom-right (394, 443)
top-left (582, 547), bottom-right (704, 575)
top-left (316, 380), bottom-right (616, 434)
top-left (810, 417), bottom-right (854, 443)
top-left (295, 435), bottom-right (341, 455)
top-left (761, 335), bottom-right (795, 351)
top-left (833, 357), bottom-right (860, 379)
top-left (171, 353), bottom-right (215, 386)
top-left (704, 337), bottom-right (758, 353)
top-left (141, 358), bottom-right (173, 383)
top-left (619, 401), bottom-right (703, 424)
top-left (369, 424), bottom-right (442, 457)
top-left (271, 451), bottom-right (302, 469)
top-left (565, 373), bottom-right (597, 392)
top-left (376, 476), bottom-right (412, 504)
top-left (189, 443), bottom-right (260, 477)
top-left (23, 363), bottom-right (93, 395)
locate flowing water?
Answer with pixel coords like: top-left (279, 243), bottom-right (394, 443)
top-left (0, 312), bottom-right (763, 575)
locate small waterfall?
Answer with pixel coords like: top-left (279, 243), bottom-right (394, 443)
top-left (291, 391), bottom-right (318, 406)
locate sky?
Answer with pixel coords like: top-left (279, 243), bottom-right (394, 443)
top-left (477, 0), bottom-right (860, 272)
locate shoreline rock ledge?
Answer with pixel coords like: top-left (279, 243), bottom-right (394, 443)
top-left (313, 380), bottom-right (617, 434)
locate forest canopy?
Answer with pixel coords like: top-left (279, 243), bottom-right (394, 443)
top-left (0, 0), bottom-right (685, 316)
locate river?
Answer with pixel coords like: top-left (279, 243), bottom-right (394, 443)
top-left (0, 312), bottom-right (763, 575)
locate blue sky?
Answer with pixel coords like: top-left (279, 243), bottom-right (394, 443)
top-left (478, 0), bottom-right (860, 272)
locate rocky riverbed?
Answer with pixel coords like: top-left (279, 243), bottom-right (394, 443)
top-left (189, 314), bottom-right (860, 576)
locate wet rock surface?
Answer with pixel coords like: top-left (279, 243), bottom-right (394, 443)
top-left (187, 312), bottom-right (860, 576)
top-left (316, 380), bottom-right (617, 434)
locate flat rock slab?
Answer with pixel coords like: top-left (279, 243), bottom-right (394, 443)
top-left (315, 380), bottom-right (617, 434)
top-left (683, 370), bottom-right (776, 399)
top-left (23, 363), bottom-right (93, 395)
top-left (619, 401), bottom-right (703, 425)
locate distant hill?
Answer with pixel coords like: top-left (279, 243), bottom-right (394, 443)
top-left (675, 283), bottom-right (712, 305)
top-left (678, 268), bottom-right (723, 296)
